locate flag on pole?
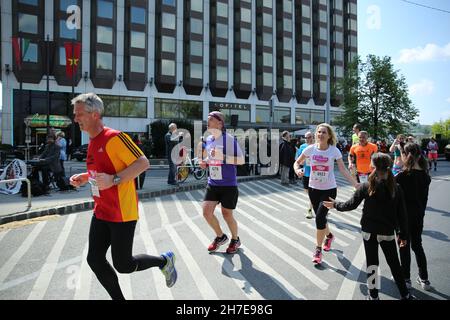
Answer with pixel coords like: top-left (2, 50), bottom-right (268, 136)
top-left (64, 41), bottom-right (81, 79)
top-left (11, 37), bottom-right (30, 70)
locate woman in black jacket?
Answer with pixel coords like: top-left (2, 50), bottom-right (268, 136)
top-left (396, 143), bottom-right (431, 290)
top-left (324, 153), bottom-right (413, 300)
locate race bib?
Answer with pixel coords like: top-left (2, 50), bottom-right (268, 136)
top-left (89, 177), bottom-right (100, 198)
top-left (209, 165), bottom-right (223, 180)
top-left (358, 173), bottom-right (368, 183)
top-left (430, 150), bottom-right (437, 154)
top-left (311, 165), bottom-right (330, 184)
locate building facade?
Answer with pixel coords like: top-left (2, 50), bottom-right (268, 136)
top-left (1, 0), bottom-right (357, 148)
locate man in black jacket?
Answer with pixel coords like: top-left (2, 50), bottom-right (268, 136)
top-left (279, 131), bottom-right (295, 185)
top-left (164, 123), bottom-right (183, 185)
top-left (34, 135), bottom-right (63, 190)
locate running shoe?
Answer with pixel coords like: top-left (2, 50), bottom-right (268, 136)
top-left (416, 276), bottom-right (431, 291)
top-left (226, 237), bottom-right (241, 254)
top-left (323, 233), bottom-right (334, 252)
top-left (306, 208), bottom-right (313, 219)
top-left (208, 234), bottom-right (228, 252)
top-left (312, 248), bottom-right (322, 264)
top-left (160, 251), bottom-right (177, 288)
top-left (390, 276), bottom-right (412, 290)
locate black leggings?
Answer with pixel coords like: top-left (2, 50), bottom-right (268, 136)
top-left (87, 215), bottom-right (165, 300)
top-left (363, 235), bottom-right (409, 299)
top-left (399, 215), bottom-right (428, 280)
top-left (308, 188), bottom-right (337, 230)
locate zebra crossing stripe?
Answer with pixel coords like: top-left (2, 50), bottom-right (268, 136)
top-left (156, 197), bottom-right (219, 300)
top-left (172, 194), bottom-right (265, 300)
top-left (239, 184), bottom-right (281, 212)
top-left (336, 242), bottom-right (365, 300)
top-left (28, 214), bottom-right (77, 300)
top-left (0, 221), bottom-right (47, 286)
top-left (138, 202), bottom-right (174, 300)
top-left (246, 181), bottom-right (304, 209)
top-left (73, 242), bottom-right (92, 300)
top-left (241, 182), bottom-right (293, 211)
top-left (0, 230), bottom-right (9, 245)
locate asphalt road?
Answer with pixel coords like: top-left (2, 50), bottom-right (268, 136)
top-left (0, 162), bottom-right (449, 300)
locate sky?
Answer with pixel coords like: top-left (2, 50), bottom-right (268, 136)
top-left (358, 0), bottom-right (450, 125)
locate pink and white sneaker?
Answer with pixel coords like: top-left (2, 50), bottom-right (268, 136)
top-left (312, 248), bottom-right (322, 264)
top-left (323, 233), bottom-right (334, 252)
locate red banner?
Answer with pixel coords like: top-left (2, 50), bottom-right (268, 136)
top-left (64, 41), bottom-right (81, 79)
top-left (12, 37), bottom-right (22, 70)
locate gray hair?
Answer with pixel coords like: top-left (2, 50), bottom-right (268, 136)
top-left (71, 93), bottom-right (104, 115)
top-left (168, 123), bottom-right (177, 131)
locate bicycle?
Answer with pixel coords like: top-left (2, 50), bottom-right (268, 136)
top-left (176, 148), bottom-right (207, 183)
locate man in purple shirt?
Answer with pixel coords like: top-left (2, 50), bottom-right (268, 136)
top-left (199, 111), bottom-right (245, 254)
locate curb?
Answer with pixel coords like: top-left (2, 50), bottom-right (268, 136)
top-left (0, 175), bottom-right (276, 226)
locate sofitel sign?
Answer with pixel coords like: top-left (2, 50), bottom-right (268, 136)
top-left (209, 102), bottom-right (250, 111)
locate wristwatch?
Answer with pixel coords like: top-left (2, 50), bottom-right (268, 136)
top-left (112, 174), bottom-right (121, 185)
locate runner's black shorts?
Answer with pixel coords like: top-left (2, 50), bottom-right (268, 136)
top-left (204, 185), bottom-right (239, 209)
top-left (302, 176), bottom-right (310, 189)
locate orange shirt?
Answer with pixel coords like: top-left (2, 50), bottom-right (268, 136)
top-left (86, 127), bottom-right (144, 222)
top-left (350, 142), bottom-right (378, 174)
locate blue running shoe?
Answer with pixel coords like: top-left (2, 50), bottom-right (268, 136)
top-left (160, 251), bottom-right (177, 288)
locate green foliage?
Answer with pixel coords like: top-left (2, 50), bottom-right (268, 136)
top-left (431, 118), bottom-right (450, 139)
top-left (336, 55), bottom-right (419, 140)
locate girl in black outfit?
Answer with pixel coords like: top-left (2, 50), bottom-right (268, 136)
top-left (396, 143), bottom-right (431, 290)
top-left (324, 153), bottom-right (413, 300)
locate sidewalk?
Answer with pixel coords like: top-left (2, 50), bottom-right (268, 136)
top-left (0, 160), bottom-right (274, 225)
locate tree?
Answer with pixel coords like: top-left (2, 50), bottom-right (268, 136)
top-left (431, 118), bottom-right (450, 139)
top-left (336, 55), bottom-right (419, 140)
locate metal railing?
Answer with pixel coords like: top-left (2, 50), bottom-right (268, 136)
top-left (0, 178), bottom-right (32, 210)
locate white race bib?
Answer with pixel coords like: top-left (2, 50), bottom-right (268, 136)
top-left (358, 173), bottom-right (368, 183)
top-left (89, 177), bottom-right (100, 198)
top-left (209, 165), bottom-right (223, 180)
top-left (311, 165), bottom-right (330, 184)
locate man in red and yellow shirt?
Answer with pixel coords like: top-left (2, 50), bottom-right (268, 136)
top-left (69, 93), bottom-right (177, 299)
top-left (348, 131), bottom-right (378, 183)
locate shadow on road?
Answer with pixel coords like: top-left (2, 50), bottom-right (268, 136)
top-left (422, 229), bottom-right (450, 243)
top-left (426, 206), bottom-right (450, 217)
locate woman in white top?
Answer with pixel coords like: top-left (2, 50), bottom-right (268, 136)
top-left (294, 123), bottom-right (358, 264)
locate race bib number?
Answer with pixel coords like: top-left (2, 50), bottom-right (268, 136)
top-left (311, 165), bottom-right (330, 184)
top-left (209, 165), bottom-right (223, 180)
top-left (358, 173), bottom-right (368, 183)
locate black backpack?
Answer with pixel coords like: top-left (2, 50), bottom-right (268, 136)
top-left (21, 178), bottom-right (47, 197)
top-left (56, 175), bottom-right (75, 191)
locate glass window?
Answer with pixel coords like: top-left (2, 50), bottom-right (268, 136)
top-left (349, 2), bottom-right (357, 14)
top-left (263, 52), bottom-right (272, 67)
top-left (120, 97), bottom-right (147, 118)
top-left (131, 7), bottom-right (146, 24)
top-left (349, 19), bottom-right (357, 31)
top-left (162, 36), bottom-right (175, 52)
top-left (263, 32), bottom-right (272, 47)
top-left (155, 99), bottom-right (201, 120)
top-left (284, 0), bottom-right (292, 13)
top-left (334, 48), bottom-right (343, 61)
top-left (319, 0), bottom-right (327, 5)
top-left (60, 19), bottom-right (77, 39)
top-left (241, 69), bottom-right (251, 84)
top-left (191, 18), bottom-right (203, 34)
top-left (320, 62), bottom-right (327, 75)
top-left (334, 0), bottom-right (343, 11)
top-left (295, 109), bottom-right (310, 124)
top-left (161, 59), bottom-right (175, 76)
top-left (98, 0), bottom-right (113, 19)
top-left (263, 0), bottom-right (272, 8)
top-left (334, 14), bottom-right (343, 27)
top-left (216, 23), bottom-right (228, 39)
top-left (60, 0), bottom-right (77, 11)
top-left (59, 46), bottom-right (66, 65)
top-left (283, 75), bottom-right (293, 89)
top-left (302, 78), bottom-right (311, 91)
top-left (102, 95), bottom-right (120, 117)
top-left (320, 80), bottom-right (327, 92)
top-left (283, 19), bottom-right (292, 32)
top-left (302, 41), bottom-right (311, 55)
top-left (163, 0), bottom-right (176, 6)
top-left (131, 31), bottom-right (146, 48)
top-left (302, 59), bottom-right (311, 73)
top-left (335, 65), bottom-right (343, 78)
top-left (96, 51), bottom-right (113, 70)
top-left (274, 107), bottom-right (290, 123)
top-left (216, 44), bottom-right (227, 60)
top-left (217, 2), bottom-right (228, 18)
top-left (162, 13), bottom-right (176, 29)
top-left (319, 45), bottom-right (328, 58)
top-left (263, 72), bottom-right (272, 86)
top-left (263, 13), bottom-right (272, 28)
top-left (241, 8), bottom-right (251, 23)
top-left (302, 23), bottom-right (310, 36)
top-left (284, 56), bottom-right (292, 70)
top-left (283, 37), bottom-right (292, 51)
top-left (190, 40), bottom-right (203, 56)
top-left (334, 31), bottom-right (343, 44)
top-left (311, 110), bottom-right (325, 124)
top-left (217, 66), bottom-right (228, 81)
top-left (97, 25), bottom-right (113, 44)
top-left (241, 29), bottom-right (251, 43)
top-left (319, 10), bottom-right (327, 22)
top-left (19, 13), bottom-right (38, 34)
top-left (256, 106), bottom-right (270, 123)
top-left (23, 43), bottom-right (38, 62)
top-left (130, 55), bottom-right (145, 73)
top-left (240, 48), bottom-right (251, 64)
top-left (19, 0), bottom-right (38, 5)
top-left (191, 1), bottom-right (203, 12)
top-left (190, 63), bottom-right (202, 79)
top-left (302, 5), bottom-right (310, 18)
top-left (320, 27), bottom-right (328, 40)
